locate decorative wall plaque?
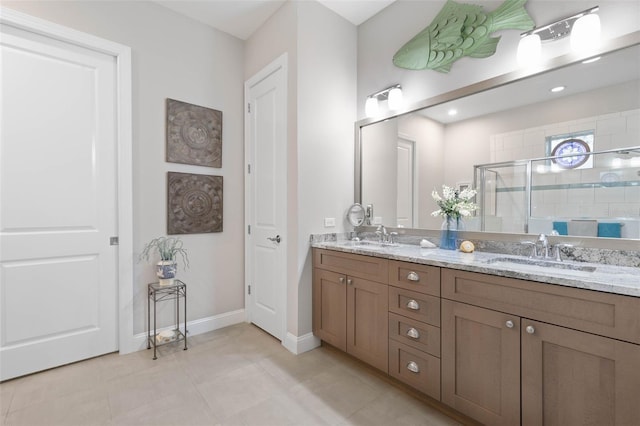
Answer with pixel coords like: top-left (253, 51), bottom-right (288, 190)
top-left (166, 99), bottom-right (222, 167)
top-left (168, 172), bottom-right (223, 234)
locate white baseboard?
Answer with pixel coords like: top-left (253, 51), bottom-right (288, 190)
top-left (129, 309), bottom-right (246, 352)
top-left (283, 331), bottom-right (321, 355)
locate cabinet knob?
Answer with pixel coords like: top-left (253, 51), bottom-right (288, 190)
top-left (406, 327), bottom-right (420, 339)
top-left (407, 271), bottom-right (420, 281)
top-left (406, 299), bottom-right (420, 310)
top-left (339, 277), bottom-right (345, 284)
top-left (505, 320), bottom-right (514, 329)
top-left (406, 361), bottom-right (420, 373)
top-left (347, 278), bottom-right (353, 286)
top-left (526, 325), bottom-right (535, 334)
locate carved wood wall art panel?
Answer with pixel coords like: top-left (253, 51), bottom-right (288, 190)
top-left (166, 98), bottom-right (222, 167)
top-left (168, 172), bottom-right (222, 234)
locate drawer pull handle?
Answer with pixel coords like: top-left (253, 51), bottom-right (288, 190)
top-left (406, 361), bottom-right (420, 373)
top-left (407, 271), bottom-right (420, 281)
top-left (347, 279), bottom-right (353, 286)
top-left (339, 277), bottom-right (345, 284)
top-left (505, 320), bottom-right (514, 329)
top-left (526, 325), bottom-right (535, 334)
top-left (406, 299), bottom-right (420, 310)
top-left (406, 328), bottom-right (420, 339)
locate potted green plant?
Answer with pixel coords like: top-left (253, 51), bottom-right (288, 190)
top-left (139, 236), bottom-right (189, 286)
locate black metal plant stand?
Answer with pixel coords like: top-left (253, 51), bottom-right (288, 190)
top-left (147, 280), bottom-right (187, 359)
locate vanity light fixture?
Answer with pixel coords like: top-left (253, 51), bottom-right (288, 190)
top-left (517, 6), bottom-right (600, 66)
top-left (365, 84), bottom-right (402, 117)
top-left (365, 96), bottom-right (379, 117)
top-left (571, 12), bottom-right (601, 52)
top-left (516, 33), bottom-right (541, 67)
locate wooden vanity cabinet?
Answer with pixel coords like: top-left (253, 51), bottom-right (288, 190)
top-left (442, 268), bottom-right (640, 426)
top-left (441, 300), bottom-right (520, 425)
top-left (388, 261), bottom-right (442, 400)
top-left (312, 249), bottom-right (389, 372)
top-left (521, 319), bottom-right (640, 426)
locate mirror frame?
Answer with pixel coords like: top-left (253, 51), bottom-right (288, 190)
top-left (354, 31), bottom-right (640, 248)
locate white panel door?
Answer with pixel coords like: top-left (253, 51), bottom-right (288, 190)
top-left (0, 23), bottom-right (118, 380)
top-left (245, 55), bottom-right (287, 341)
top-left (397, 138), bottom-right (415, 228)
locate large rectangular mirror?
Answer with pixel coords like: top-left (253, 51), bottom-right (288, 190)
top-left (356, 32), bottom-right (640, 240)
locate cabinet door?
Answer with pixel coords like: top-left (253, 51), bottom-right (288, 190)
top-left (312, 269), bottom-right (346, 351)
top-left (442, 300), bottom-right (520, 426)
top-left (347, 276), bottom-right (389, 373)
top-left (522, 319), bottom-right (640, 426)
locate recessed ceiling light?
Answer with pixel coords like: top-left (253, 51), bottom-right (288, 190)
top-left (582, 56), bottom-right (601, 64)
top-left (448, 109), bottom-right (458, 116)
top-left (550, 86), bottom-right (566, 93)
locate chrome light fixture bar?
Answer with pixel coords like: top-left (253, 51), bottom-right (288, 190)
top-left (517, 6), bottom-right (600, 66)
top-left (521, 6), bottom-right (599, 42)
top-left (365, 84), bottom-right (403, 117)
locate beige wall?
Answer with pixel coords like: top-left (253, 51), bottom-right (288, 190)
top-left (4, 1), bottom-right (246, 335)
top-left (245, 1), bottom-right (356, 337)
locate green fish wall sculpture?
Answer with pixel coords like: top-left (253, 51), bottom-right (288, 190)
top-left (393, 0), bottom-right (534, 73)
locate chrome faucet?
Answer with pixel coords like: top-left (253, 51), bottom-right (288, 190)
top-left (538, 233), bottom-right (550, 259)
top-left (375, 225), bottom-right (388, 243)
top-left (522, 234), bottom-right (573, 262)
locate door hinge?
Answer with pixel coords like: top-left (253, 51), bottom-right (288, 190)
top-left (247, 164), bottom-right (251, 174)
top-left (247, 103), bottom-right (251, 113)
top-left (248, 225), bottom-right (251, 234)
top-left (248, 285), bottom-right (251, 295)
top-left (110, 236), bottom-right (119, 246)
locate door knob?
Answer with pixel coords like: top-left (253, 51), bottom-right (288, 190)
top-left (505, 320), bottom-right (514, 328)
top-left (526, 325), bottom-right (535, 334)
top-left (267, 235), bottom-right (281, 243)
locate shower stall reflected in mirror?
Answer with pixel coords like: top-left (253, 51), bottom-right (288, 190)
top-left (474, 146), bottom-right (640, 239)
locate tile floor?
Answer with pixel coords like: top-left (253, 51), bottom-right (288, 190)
top-left (0, 324), bottom-right (463, 426)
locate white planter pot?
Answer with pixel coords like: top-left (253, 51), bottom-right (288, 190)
top-left (156, 260), bottom-right (177, 286)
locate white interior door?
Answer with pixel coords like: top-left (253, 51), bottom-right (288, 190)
top-left (0, 22), bottom-right (119, 380)
top-left (244, 55), bottom-right (287, 341)
top-left (397, 138), bottom-right (416, 228)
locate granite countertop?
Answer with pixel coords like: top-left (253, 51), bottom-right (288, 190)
top-left (312, 240), bottom-right (640, 298)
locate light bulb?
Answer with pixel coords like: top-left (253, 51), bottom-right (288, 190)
top-left (365, 96), bottom-right (379, 117)
top-left (516, 34), bottom-right (541, 67)
top-left (387, 87), bottom-right (403, 110)
top-left (571, 13), bottom-right (601, 52)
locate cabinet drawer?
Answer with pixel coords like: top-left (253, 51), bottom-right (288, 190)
top-left (389, 340), bottom-right (441, 400)
top-left (389, 312), bottom-right (440, 357)
top-left (442, 268), bottom-right (640, 344)
top-left (389, 287), bottom-right (440, 326)
top-left (389, 261), bottom-right (440, 296)
top-left (313, 248), bottom-right (388, 284)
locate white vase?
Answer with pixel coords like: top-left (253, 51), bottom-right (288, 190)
top-left (156, 260), bottom-right (177, 286)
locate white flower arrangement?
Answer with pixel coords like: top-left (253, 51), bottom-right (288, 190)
top-left (431, 185), bottom-right (478, 219)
